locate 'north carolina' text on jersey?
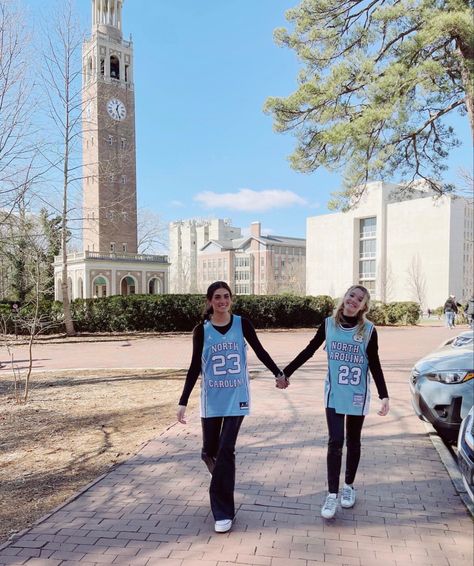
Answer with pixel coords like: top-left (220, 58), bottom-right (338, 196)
top-left (201, 315), bottom-right (250, 417)
top-left (324, 317), bottom-right (374, 415)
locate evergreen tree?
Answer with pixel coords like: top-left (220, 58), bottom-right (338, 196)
top-left (265, 0), bottom-right (473, 209)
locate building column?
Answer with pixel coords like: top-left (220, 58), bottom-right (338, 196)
top-left (84, 264), bottom-right (91, 299)
top-left (111, 268), bottom-right (117, 295)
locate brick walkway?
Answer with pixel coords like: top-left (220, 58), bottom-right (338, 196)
top-left (0, 326), bottom-right (472, 565)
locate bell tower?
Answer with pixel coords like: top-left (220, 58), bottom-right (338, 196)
top-left (54, 0), bottom-right (169, 301)
top-left (82, 0), bottom-right (137, 254)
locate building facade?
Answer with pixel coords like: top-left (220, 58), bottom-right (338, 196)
top-left (169, 219), bottom-right (241, 293)
top-left (306, 181), bottom-right (473, 309)
top-left (169, 219), bottom-right (306, 295)
top-left (54, 0), bottom-right (169, 300)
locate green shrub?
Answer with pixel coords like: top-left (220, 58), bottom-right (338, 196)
top-left (384, 302), bottom-right (422, 325)
top-left (0, 294), bottom-right (423, 334)
top-left (68, 293), bottom-right (335, 333)
top-left (366, 301), bottom-right (386, 325)
top-left (233, 294), bottom-right (334, 329)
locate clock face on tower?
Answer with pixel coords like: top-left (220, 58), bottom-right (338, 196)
top-left (107, 98), bottom-right (126, 121)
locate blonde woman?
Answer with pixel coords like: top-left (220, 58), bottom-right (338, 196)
top-left (278, 285), bottom-right (389, 519)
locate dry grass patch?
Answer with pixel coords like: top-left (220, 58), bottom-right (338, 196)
top-left (0, 368), bottom-right (196, 544)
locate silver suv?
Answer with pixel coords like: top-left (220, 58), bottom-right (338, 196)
top-left (410, 331), bottom-right (474, 442)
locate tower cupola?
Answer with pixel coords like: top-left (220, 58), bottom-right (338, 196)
top-left (92, 0), bottom-right (124, 39)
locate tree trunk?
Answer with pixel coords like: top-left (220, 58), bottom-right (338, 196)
top-left (61, 89), bottom-right (76, 336)
top-left (59, 33), bottom-right (76, 338)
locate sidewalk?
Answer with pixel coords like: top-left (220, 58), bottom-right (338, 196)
top-left (0, 326), bottom-right (472, 565)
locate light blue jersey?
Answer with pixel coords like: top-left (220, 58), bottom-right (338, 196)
top-left (324, 317), bottom-right (374, 415)
top-left (201, 315), bottom-right (250, 418)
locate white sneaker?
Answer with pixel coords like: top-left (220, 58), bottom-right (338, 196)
top-left (321, 493), bottom-right (338, 519)
top-left (341, 484), bottom-right (356, 508)
top-left (214, 519), bottom-right (232, 533)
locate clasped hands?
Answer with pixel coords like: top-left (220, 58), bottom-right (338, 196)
top-left (275, 371), bottom-right (289, 389)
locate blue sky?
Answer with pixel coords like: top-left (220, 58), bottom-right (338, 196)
top-left (26, 0), bottom-right (472, 240)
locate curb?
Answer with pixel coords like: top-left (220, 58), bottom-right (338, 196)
top-left (423, 421), bottom-right (474, 517)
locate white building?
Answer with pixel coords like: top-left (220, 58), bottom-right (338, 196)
top-left (306, 181), bottom-right (473, 309)
top-left (169, 219), bottom-right (241, 293)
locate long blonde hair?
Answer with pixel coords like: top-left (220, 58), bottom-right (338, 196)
top-left (334, 285), bottom-right (371, 339)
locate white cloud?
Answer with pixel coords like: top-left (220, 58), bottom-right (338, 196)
top-left (194, 188), bottom-right (307, 212)
top-left (170, 200), bottom-right (184, 207)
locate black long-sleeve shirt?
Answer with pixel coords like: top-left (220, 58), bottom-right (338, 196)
top-left (283, 315), bottom-right (389, 400)
top-left (178, 316), bottom-right (281, 406)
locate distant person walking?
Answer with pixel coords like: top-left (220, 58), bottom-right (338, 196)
top-left (277, 285), bottom-right (389, 520)
top-left (177, 281), bottom-right (285, 534)
top-left (465, 295), bottom-right (474, 329)
top-left (443, 295), bottom-right (459, 329)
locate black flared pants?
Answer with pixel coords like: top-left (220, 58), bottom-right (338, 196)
top-left (201, 415), bottom-right (244, 521)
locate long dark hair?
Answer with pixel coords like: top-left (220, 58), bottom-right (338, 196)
top-left (202, 281), bottom-right (233, 321)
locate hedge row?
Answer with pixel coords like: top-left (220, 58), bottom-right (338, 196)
top-left (0, 294), bottom-right (421, 335)
top-left (366, 301), bottom-right (421, 326)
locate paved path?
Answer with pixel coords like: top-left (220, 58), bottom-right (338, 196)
top-left (0, 325), bottom-right (472, 565)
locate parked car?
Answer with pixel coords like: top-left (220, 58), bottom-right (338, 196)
top-left (409, 332), bottom-right (474, 442)
top-left (442, 330), bottom-right (474, 349)
top-left (457, 406), bottom-right (474, 504)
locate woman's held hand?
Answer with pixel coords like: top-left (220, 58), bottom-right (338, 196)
top-left (275, 371), bottom-right (289, 389)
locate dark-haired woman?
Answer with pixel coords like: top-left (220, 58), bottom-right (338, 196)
top-left (177, 281), bottom-right (284, 533)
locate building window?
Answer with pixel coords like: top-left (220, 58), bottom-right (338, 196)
top-left (110, 242), bottom-right (116, 253)
top-left (121, 175), bottom-right (126, 184)
top-left (359, 217), bottom-right (376, 291)
top-left (235, 256), bottom-right (250, 267)
top-left (121, 137), bottom-right (127, 149)
top-left (148, 277), bottom-right (161, 295)
top-left (359, 238), bottom-right (376, 259)
top-left (360, 217), bottom-right (376, 239)
top-left (93, 276), bottom-right (107, 298)
top-left (120, 276), bottom-right (136, 296)
top-left (359, 280), bottom-right (376, 294)
top-left (235, 283), bottom-right (250, 295)
top-left (359, 259), bottom-right (376, 279)
top-left (122, 243), bottom-right (127, 252)
top-left (110, 55), bottom-right (120, 79)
